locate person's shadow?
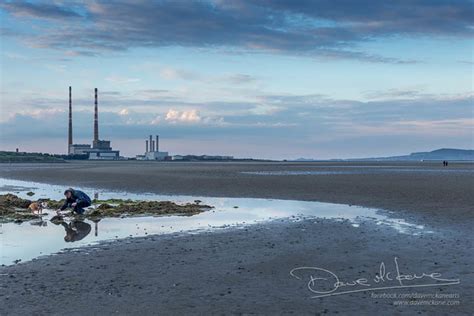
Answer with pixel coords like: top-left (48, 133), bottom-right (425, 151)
top-left (51, 216), bottom-right (92, 242)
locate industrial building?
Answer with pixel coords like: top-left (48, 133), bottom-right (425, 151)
top-left (136, 135), bottom-right (169, 160)
top-left (67, 87), bottom-right (120, 160)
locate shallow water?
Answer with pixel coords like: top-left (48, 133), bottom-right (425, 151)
top-left (242, 167), bottom-right (474, 176)
top-left (0, 178), bottom-right (430, 265)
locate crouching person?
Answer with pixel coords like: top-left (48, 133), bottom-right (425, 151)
top-left (59, 188), bottom-right (92, 215)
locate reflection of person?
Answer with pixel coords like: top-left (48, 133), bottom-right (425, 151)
top-left (91, 219), bottom-right (101, 237)
top-left (60, 220), bottom-right (92, 242)
top-left (58, 188), bottom-right (92, 215)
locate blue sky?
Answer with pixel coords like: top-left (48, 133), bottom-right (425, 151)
top-left (0, 0), bottom-right (472, 159)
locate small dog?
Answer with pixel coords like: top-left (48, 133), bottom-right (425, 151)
top-left (28, 201), bottom-right (48, 214)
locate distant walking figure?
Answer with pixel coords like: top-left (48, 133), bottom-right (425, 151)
top-left (59, 188), bottom-right (92, 215)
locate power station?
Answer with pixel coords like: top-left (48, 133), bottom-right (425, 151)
top-left (136, 135), bottom-right (169, 160)
top-left (66, 86), bottom-right (230, 161)
top-left (67, 86), bottom-right (120, 160)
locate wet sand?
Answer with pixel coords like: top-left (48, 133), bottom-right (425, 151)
top-left (1, 161), bottom-right (473, 225)
top-left (1, 218), bottom-right (472, 315)
top-left (0, 161), bottom-right (473, 314)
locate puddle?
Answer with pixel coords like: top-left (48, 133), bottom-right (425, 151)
top-left (0, 178), bottom-right (431, 265)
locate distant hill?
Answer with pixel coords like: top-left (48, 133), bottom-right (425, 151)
top-left (354, 148), bottom-right (474, 161)
top-left (398, 148), bottom-right (474, 161)
top-left (292, 148), bottom-right (474, 162)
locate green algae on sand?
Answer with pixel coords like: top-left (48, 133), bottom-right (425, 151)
top-left (0, 194), bottom-right (213, 223)
top-left (0, 194), bottom-right (40, 223)
top-left (88, 200), bottom-right (212, 219)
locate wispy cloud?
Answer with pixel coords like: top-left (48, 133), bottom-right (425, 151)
top-left (159, 67), bottom-right (199, 81)
top-left (1, 90), bottom-right (471, 157)
top-left (1, 1), bottom-right (81, 19)
top-left (223, 74), bottom-right (258, 85)
top-left (363, 88), bottom-right (435, 100)
top-left (105, 75), bottom-right (141, 84)
top-left (2, 1), bottom-right (471, 62)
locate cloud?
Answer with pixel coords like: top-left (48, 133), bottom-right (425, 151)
top-left (348, 118), bottom-right (474, 137)
top-left (310, 49), bottom-right (420, 64)
top-left (101, 91), bottom-right (121, 96)
top-left (159, 67), bottom-right (199, 81)
top-left (118, 109), bottom-right (130, 116)
top-left (1, 91), bottom-right (472, 158)
top-left (64, 50), bottom-right (98, 57)
top-left (2, 1), bottom-right (471, 62)
top-left (105, 75), bottom-right (140, 84)
top-left (3, 52), bottom-right (28, 60)
top-left (165, 109), bottom-right (201, 123)
top-left (257, 0), bottom-right (473, 36)
top-left (1, 1), bottom-right (81, 19)
top-left (363, 88), bottom-right (435, 100)
top-left (138, 89), bottom-right (169, 94)
top-left (223, 74), bottom-right (258, 85)
top-left (150, 116), bottom-right (161, 125)
top-left (249, 104), bottom-right (282, 115)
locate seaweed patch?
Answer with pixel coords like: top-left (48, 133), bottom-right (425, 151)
top-left (0, 194), bottom-right (212, 223)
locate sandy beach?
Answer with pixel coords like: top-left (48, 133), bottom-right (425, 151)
top-left (1, 161), bottom-right (473, 224)
top-left (0, 161), bottom-right (473, 315)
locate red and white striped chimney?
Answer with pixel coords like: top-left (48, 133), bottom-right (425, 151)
top-left (68, 86), bottom-right (73, 154)
top-left (94, 88), bottom-right (99, 143)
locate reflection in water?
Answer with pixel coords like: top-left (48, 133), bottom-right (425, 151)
top-left (52, 219), bottom-right (92, 242)
top-left (91, 219), bottom-right (101, 237)
top-left (63, 221), bottom-right (91, 242)
top-left (0, 177), bottom-right (432, 265)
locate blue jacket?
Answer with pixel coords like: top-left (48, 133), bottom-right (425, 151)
top-left (60, 189), bottom-right (92, 210)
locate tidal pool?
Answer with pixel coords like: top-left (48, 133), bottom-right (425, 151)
top-left (0, 178), bottom-right (430, 265)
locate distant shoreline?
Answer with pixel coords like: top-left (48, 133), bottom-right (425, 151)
top-left (2, 147), bottom-right (473, 163)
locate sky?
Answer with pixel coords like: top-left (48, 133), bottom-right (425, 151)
top-left (0, 0), bottom-right (472, 159)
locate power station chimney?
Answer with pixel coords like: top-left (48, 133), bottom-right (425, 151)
top-left (68, 86), bottom-right (73, 154)
top-left (149, 135), bottom-right (153, 152)
top-left (145, 140), bottom-right (149, 153)
top-left (94, 88), bottom-right (99, 143)
top-left (155, 135), bottom-right (159, 152)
